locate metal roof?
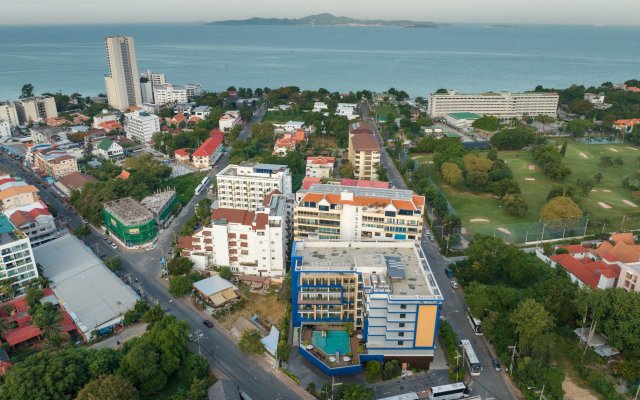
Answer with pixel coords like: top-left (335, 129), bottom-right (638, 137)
top-left (193, 275), bottom-right (237, 296)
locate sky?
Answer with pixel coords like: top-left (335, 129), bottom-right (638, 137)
top-left (2, 0), bottom-right (639, 26)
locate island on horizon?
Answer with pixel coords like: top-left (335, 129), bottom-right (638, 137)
top-left (206, 12), bottom-right (440, 28)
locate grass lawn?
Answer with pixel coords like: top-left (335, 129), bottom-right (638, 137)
top-left (163, 172), bottom-right (207, 206)
top-left (414, 140), bottom-right (640, 237)
top-left (373, 105), bottom-right (398, 119)
top-left (262, 111), bottom-right (306, 123)
top-left (310, 135), bottom-right (339, 150)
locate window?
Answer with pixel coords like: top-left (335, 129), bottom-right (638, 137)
top-left (400, 304), bottom-right (406, 309)
top-left (397, 341), bottom-right (404, 346)
top-left (399, 322), bottom-right (405, 328)
top-left (399, 332), bottom-right (405, 337)
top-left (400, 313), bottom-right (406, 319)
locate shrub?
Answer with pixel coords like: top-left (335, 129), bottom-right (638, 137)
top-left (364, 361), bottom-right (382, 383)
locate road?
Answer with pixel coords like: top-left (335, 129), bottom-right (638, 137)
top-left (0, 122), bottom-right (306, 400)
top-left (358, 103), bottom-right (517, 400)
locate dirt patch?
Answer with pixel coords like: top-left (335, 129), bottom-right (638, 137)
top-left (609, 147), bottom-right (620, 153)
top-left (562, 376), bottom-right (599, 400)
top-left (598, 202), bottom-right (612, 209)
top-left (470, 218), bottom-right (490, 223)
top-left (623, 199), bottom-right (639, 208)
top-left (579, 152), bottom-right (589, 159)
top-left (215, 285), bottom-right (286, 330)
top-left (602, 189), bottom-right (611, 193)
top-left (528, 164), bottom-right (536, 170)
top-left (497, 227), bottom-right (512, 234)
top-left (524, 177), bottom-right (536, 181)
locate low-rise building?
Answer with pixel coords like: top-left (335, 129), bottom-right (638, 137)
top-left (336, 103), bottom-right (358, 120)
top-left (124, 110), bottom-right (160, 144)
top-left (192, 134), bottom-right (224, 170)
top-left (139, 189), bottom-right (177, 228)
top-left (174, 148), bottom-right (190, 162)
top-left (216, 162), bottom-right (292, 211)
top-left (92, 139), bottom-right (124, 160)
top-left (283, 120), bottom-right (305, 132)
top-left (103, 197), bottom-right (157, 248)
top-left (0, 185), bottom-right (39, 211)
top-left (291, 240), bottom-right (444, 374)
top-left (294, 183), bottom-right (424, 241)
top-left (613, 119), bottom-right (640, 133)
top-left (219, 111), bottom-right (241, 132)
top-left (273, 135), bottom-right (297, 156)
top-left (192, 106), bottom-right (211, 119)
top-left (0, 215), bottom-right (39, 293)
top-left (312, 102), bottom-right (328, 112)
top-left (55, 172), bottom-right (98, 197)
top-left (550, 253), bottom-right (619, 289)
top-left (5, 202), bottom-right (57, 247)
top-left (444, 112), bottom-right (481, 128)
top-left (34, 149), bottom-right (78, 179)
top-left (305, 156), bottom-right (335, 178)
top-left (29, 126), bottom-right (70, 145)
top-left (92, 111), bottom-right (119, 129)
top-left (193, 274), bottom-right (239, 308)
top-left (179, 191), bottom-right (288, 277)
top-left (16, 96), bottom-right (58, 124)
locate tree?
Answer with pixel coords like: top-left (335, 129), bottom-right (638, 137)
top-left (217, 266), bottom-right (234, 280)
top-left (565, 119), bottom-right (593, 137)
top-left (20, 83), bottom-right (34, 99)
top-left (509, 299), bottom-right (554, 359)
top-left (119, 341), bottom-right (168, 396)
top-left (168, 276), bottom-right (192, 297)
top-left (364, 361), bottom-right (382, 383)
top-left (490, 126), bottom-right (535, 150)
top-left (540, 196), bottom-right (582, 222)
top-left (339, 162), bottom-right (355, 178)
top-left (142, 305), bottom-right (165, 326)
top-left (440, 162), bottom-right (462, 186)
top-left (382, 360), bottom-right (402, 380)
top-left (32, 302), bottom-right (62, 347)
top-left (600, 155), bottom-right (613, 168)
top-left (239, 329), bottom-right (265, 355)
top-left (76, 374), bottom-right (139, 400)
top-left (338, 382), bottom-right (374, 400)
top-left (472, 115), bottom-right (500, 131)
top-left (487, 148), bottom-right (498, 161)
top-left (25, 285), bottom-right (43, 309)
top-left (560, 140), bottom-right (567, 156)
top-left (374, 162), bottom-right (388, 181)
top-left (502, 194), bottom-right (528, 216)
top-left (575, 178), bottom-right (595, 196)
top-left (546, 184), bottom-right (578, 201)
top-left (74, 224), bottom-right (91, 237)
top-left (104, 256), bottom-right (121, 272)
top-left (593, 172), bottom-right (603, 183)
top-left (167, 257), bottom-right (194, 276)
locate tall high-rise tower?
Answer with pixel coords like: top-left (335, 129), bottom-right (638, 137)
top-left (104, 36), bottom-right (142, 111)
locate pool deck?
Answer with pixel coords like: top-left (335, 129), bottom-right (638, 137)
top-left (301, 326), bottom-right (363, 367)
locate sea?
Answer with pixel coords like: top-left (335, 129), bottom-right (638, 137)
top-left (0, 23), bottom-right (639, 99)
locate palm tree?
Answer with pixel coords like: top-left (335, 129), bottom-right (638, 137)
top-left (32, 303), bottom-right (63, 348)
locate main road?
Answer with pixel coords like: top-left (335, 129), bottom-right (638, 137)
top-left (359, 102), bottom-right (517, 400)
top-left (0, 107), bottom-right (307, 400)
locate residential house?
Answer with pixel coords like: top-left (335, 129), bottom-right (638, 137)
top-left (192, 106), bottom-right (211, 119)
top-left (92, 139), bottom-right (124, 160)
top-left (613, 119), bottom-right (640, 133)
top-left (174, 148), bottom-right (190, 162)
top-left (192, 274), bottom-right (239, 308)
top-left (92, 111), bottom-right (119, 129)
top-left (192, 134), bottom-right (224, 170)
top-left (305, 156), bottom-right (335, 178)
top-left (550, 253), bottom-right (619, 289)
top-left (55, 172), bottom-right (98, 197)
top-left (335, 103), bottom-right (358, 120)
top-left (6, 202), bottom-right (58, 246)
top-left (0, 185), bottom-right (39, 211)
top-left (282, 121), bottom-right (305, 132)
top-left (219, 111), bottom-right (241, 132)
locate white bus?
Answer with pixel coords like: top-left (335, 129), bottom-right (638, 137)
top-left (200, 176), bottom-right (210, 187)
top-left (466, 309), bottom-right (483, 335)
top-left (460, 339), bottom-right (482, 376)
top-left (427, 382), bottom-right (470, 400)
top-left (194, 183), bottom-right (204, 195)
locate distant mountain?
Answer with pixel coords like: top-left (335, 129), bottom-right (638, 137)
top-left (207, 13), bottom-right (439, 28)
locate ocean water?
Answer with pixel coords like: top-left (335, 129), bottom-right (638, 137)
top-left (0, 23), bottom-right (638, 99)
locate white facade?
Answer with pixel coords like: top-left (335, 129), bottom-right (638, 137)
top-left (219, 111), bottom-right (241, 131)
top-left (104, 36), bottom-right (142, 111)
top-left (181, 193), bottom-right (289, 278)
top-left (0, 102), bottom-right (19, 127)
top-left (216, 162), bottom-right (292, 211)
top-left (17, 97), bottom-right (58, 124)
top-left (92, 139), bottom-right (124, 159)
top-left (139, 79), bottom-right (154, 104)
top-left (427, 90), bottom-right (559, 120)
top-left (0, 215), bottom-right (39, 291)
top-left (0, 120), bottom-right (11, 139)
top-left (92, 111), bottom-right (119, 129)
top-left (153, 83), bottom-right (188, 106)
top-left (283, 120), bottom-right (305, 132)
top-left (124, 111), bottom-right (160, 144)
top-left (192, 106), bottom-right (211, 118)
top-left (584, 93), bottom-right (605, 105)
top-left (5, 203), bottom-right (58, 247)
top-left (312, 102), bottom-right (328, 112)
top-left (184, 84), bottom-right (203, 100)
top-left (336, 103), bottom-right (359, 120)
top-left (305, 156), bottom-right (334, 178)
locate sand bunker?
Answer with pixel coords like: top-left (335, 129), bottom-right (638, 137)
top-left (497, 227), bottom-right (512, 234)
top-left (598, 202), bottom-right (612, 209)
top-left (470, 218), bottom-right (490, 223)
top-left (591, 189), bottom-right (598, 192)
top-left (623, 200), bottom-right (639, 208)
top-left (524, 177), bottom-right (536, 181)
top-left (528, 164), bottom-right (536, 170)
top-left (627, 147), bottom-right (638, 151)
top-left (579, 152), bottom-right (589, 159)
top-left (609, 147), bottom-right (620, 153)
top-left (602, 189), bottom-right (611, 193)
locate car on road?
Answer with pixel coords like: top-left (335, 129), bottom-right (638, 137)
top-left (102, 236), bottom-right (108, 241)
top-left (82, 218), bottom-right (88, 224)
top-left (110, 243), bottom-right (117, 249)
top-left (203, 320), bottom-right (214, 328)
top-left (450, 280), bottom-right (458, 289)
top-left (428, 235), bottom-right (435, 242)
top-left (493, 358), bottom-right (501, 371)
top-left (445, 268), bottom-right (453, 278)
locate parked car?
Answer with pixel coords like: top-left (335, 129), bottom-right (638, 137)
top-left (203, 320), bottom-right (214, 328)
top-left (493, 358), bottom-right (501, 371)
top-left (110, 243), bottom-right (117, 249)
top-left (450, 280), bottom-right (458, 289)
top-left (445, 268), bottom-right (453, 278)
top-left (429, 236), bottom-right (435, 242)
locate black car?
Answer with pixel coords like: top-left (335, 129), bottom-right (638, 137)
top-left (203, 320), bottom-right (214, 328)
top-left (445, 268), bottom-right (453, 278)
top-left (492, 358), bottom-right (501, 371)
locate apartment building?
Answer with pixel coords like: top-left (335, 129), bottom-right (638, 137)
top-left (16, 96), bottom-right (58, 124)
top-left (216, 162), bottom-right (292, 211)
top-left (124, 110), bottom-right (160, 144)
top-left (153, 83), bottom-right (188, 106)
top-left (0, 101), bottom-right (20, 127)
top-left (219, 111), bottom-right (241, 131)
top-left (0, 184), bottom-right (40, 211)
top-left (184, 84), bottom-right (203, 101)
top-left (6, 202), bottom-right (57, 247)
top-left (179, 191), bottom-right (289, 278)
top-left (104, 36), bottom-right (142, 111)
top-left (0, 120), bottom-right (10, 139)
top-left (348, 122), bottom-right (381, 180)
top-left (34, 149), bottom-right (78, 179)
top-left (294, 184), bottom-right (424, 241)
top-left (305, 156), bottom-right (335, 178)
top-left (427, 90), bottom-right (559, 120)
top-left (0, 215), bottom-right (39, 293)
top-left (291, 240), bottom-right (443, 374)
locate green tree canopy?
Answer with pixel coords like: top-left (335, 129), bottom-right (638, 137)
top-left (239, 329), bottom-right (265, 355)
top-left (540, 196), bottom-right (583, 222)
top-left (76, 374), bottom-right (139, 400)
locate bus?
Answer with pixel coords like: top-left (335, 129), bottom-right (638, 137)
top-left (194, 183), bottom-right (204, 195)
top-left (460, 339), bottom-right (482, 376)
top-left (426, 382), bottom-right (470, 400)
top-left (466, 309), bottom-right (483, 335)
top-left (200, 176), bottom-right (210, 187)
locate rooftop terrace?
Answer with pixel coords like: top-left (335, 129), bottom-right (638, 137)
top-left (0, 215), bottom-right (23, 245)
top-left (103, 197), bottom-right (154, 226)
top-left (304, 183), bottom-right (416, 201)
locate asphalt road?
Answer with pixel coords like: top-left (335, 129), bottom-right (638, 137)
top-left (0, 133), bottom-right (304, 399)
top-left (355, 103), bottom-right (516, 399)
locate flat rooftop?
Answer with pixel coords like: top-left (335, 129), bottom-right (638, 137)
top-left (140, 190), bottom-right (175, 214)
top-left (0, 215), bottom-right (22, 245)
top-left (305, 183), bottom-right (416, 201)
top-left (218, 162), bottom-right (289, 177)
top-left (294, 241), bottom-right (442, 299)
top-left (104, 197), bottom-right (154, 225)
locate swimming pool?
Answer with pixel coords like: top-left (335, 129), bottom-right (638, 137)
top-left (312, 330), bottom-right (351, 355)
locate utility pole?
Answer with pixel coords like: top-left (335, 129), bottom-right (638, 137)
top-left (454, 350), bottom-right (462, 382)
top-left (194, 329), bottom-right (205, 357)
top-left (508, 342), bottom-right (518, 376)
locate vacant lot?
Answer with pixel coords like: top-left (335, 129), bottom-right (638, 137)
top-left (415, 140), bottom-right (640, 236)
top-left (214, 284), bottom-right (286, 330)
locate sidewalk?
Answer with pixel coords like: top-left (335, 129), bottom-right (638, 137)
top-left (90, 323), bottom-right (148, 350)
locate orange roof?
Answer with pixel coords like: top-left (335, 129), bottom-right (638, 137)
top-left (351, 134), bottom-right (380, 152)
top-left (3, 325), bottom-right (41, 347)
top-left (611, 232), bottom-right (634, 245)
top-left (302, 177), bottom-right (322, 190)
top-left (116, 170), bottom-right (130, 180)
top-left (193, 135), bottom-right (223, 157)
top-left (188, 116), bottom-right (202, 123)
top-left (550, 254), bottom-right (620, 289)
top-left (210, 129), bottom-right (224, 137)
top-left (9, 208), bottom-right (51, 228)
top-left (307, 156), bottom-right (335, 165)
top-left (174, 148), bottom-right (190, 157)
top-left (98, 121), bottom-right (122, 130)
top-left (559, 244), bottom-right (589, 254)
top-left (275, 137), bottom-right (296, 148)
top-left (0, 185), bottom-right (38, 201)
top-left (595, 240), bottom-right (640, 264)
top-left (300, 191), bottom-right (424, 210)
top-left (628, 87), bottom-right (640, 92)
top-left (171, 113), bottom-right (187, 124)
top-left (294, 129), bottom-right (306, 143)
top-left (614, 119), bottom-right (640, 127)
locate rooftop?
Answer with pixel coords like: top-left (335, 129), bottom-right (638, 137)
top-left (294, 240), bottom-right (442, 299)
top-left (447, 112), bottom-right (481, 120)
top-left (193, 135), bottom-right (223, 157)
top-left (57, 172), bottom-right (98, 191)
top-left (104, 197), bottom-right (154, 225)
top-left (217, 162), bottom-right (289, 177)
top-left (304, 183), bottom-right (420, 202)
top-left (350, 133), bottom-right (380, 152)
top-left (140, 190), bottom-right (176, 214)
top-left (0, 215), bottom-right (23, 245)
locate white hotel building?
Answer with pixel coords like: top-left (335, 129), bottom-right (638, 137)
top-left (0, 215), bottom-right (39, 293)
top-left (427, 90), bottom-right (559, 120)
top-left (153, 83), bottom-right (188, 106)
top-left (124, 110), bottom-right (160, 144)
top-left (216, 162), bottom-right (292, 211)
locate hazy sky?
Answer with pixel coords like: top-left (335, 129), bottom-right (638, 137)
top-left (3, 0), bottom-right (639, 26)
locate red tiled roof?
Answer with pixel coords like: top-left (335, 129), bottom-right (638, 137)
top-left (262, 189), bottom-right (282, 206)
top-left (58, 172), bottom-right (97, 191)
top-left (0, 361), bottom-right (11, 376)
top-left (614, 119), bottom-right (640, 127)
top-left (0, 178), bottom-right (15, 186)
top-left (351, 133), bottom-right (380, 152)
top-left (210, 129), bottom-right (225, 137)
top-left (302, 177), bottom-right (322, 190)
top-left (98, 121), bottom-right (122, 131)
top-left (611, 232), bottom-right (634, 245)
top-left (550, 254), bottom-right (620, 289)
top-left (211, 208), bottom-right (254, 226)
top-left (193, 135), bottom-right (223, 157)
top-left (8, 208), bottom-right (51, 228)
top-left (559, 245), bottom-right (589, 254)
top-left (3, 325), bottom-right (41, 347)
top-left (349, 121), bottom-right (373, 135)
top-left (171, 113), bottom-right (187, 124)
top-left (116, 170), bottom-right (130, 180)
top-left (307, 156), bottom-right (335, 165)
top-left (300, 191), bottom-right (424, 210)
top-left (595, 240), bottom-right (640, 264)
top-left (174, 148), bottom-right (190, 157)
top-left (177, 236), bottom-right (195, 250)
top-left (275, 137), bottom-right (296, 148)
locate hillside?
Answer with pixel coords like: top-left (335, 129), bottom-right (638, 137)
top-left (207, 13), bottom-right (439, 28)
